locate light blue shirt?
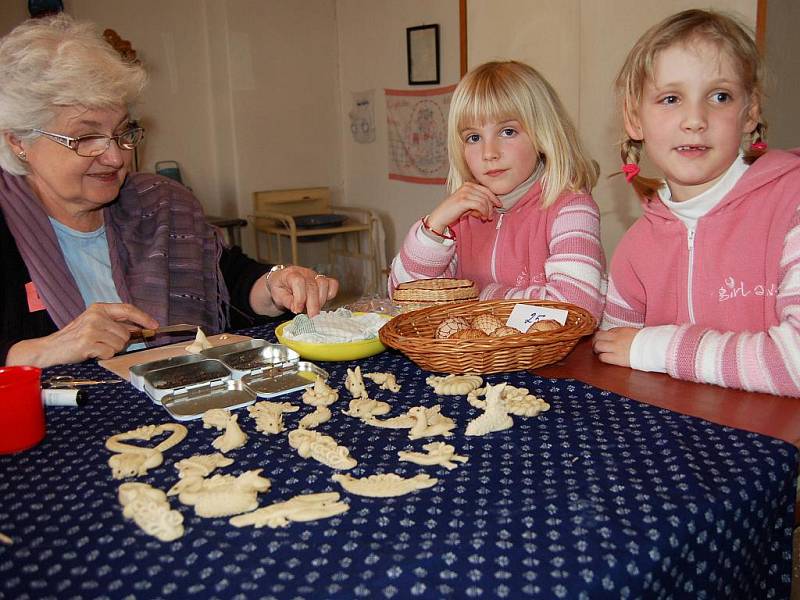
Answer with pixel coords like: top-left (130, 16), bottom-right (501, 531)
top-left (50, 218), bottom-right (145, 351)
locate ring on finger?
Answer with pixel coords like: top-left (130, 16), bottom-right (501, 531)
top-left (314, 273), bottom-right (325, 280)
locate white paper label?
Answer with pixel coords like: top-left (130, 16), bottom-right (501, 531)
top-left (506, 304), bottom-right (569, 332)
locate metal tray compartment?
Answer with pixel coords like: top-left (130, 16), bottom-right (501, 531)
top-left (142, 358), bottom-right (232, 404)
top-left (242, 361), bottom-right (328, 398)
top-left (201, 339), bottom-right (300, 377)
top-left (161, 379), bottom-right (256, 421)
top-left (129, 354), bottom-right (207, 392)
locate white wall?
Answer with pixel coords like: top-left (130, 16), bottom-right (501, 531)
top-left (336, 0), bottom-right (461, 260)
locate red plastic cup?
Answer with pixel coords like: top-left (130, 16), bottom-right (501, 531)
top-left (0, 366), bottom-right (44, 453)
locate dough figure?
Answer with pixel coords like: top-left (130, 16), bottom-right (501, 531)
top-left (118, 482), bottom-right (184, 542)
top-left (203, 408), bottom-right (248, 453)
top-left (426, 374), bottom-right (483, 396)
top-left (331, 473), bottom-right (438, 497)
top-left (185, 327), bottom-right (212, 353)
top-left (230, 492), bottom-right (349, 529)
top-left (302, 376), bottom-right (339, 406)
top-left (169, 469), bottom-right (271, 518)
top-left (398, 442), bottom-right (468, 470)
top-left (363, 372), bottom-right (401, 392)
top-left (288, 428), bottom-right (357, 470)
top-left (465, 383), bottom-right (514, 436)
top-left (345, 366), bottom-right (368, 399)
top-left (106, 423), bottom-right (188, 479)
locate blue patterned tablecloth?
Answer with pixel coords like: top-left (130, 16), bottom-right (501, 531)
top-left (0, 324), bottom-right (796, 599)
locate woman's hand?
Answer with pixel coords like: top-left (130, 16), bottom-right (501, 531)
top-left (427, 182), bottom-right (502, 233)
top-left (6, 303), bottom-right (159, 368)
top-left (250, 265), bottom-right (339, 318)
top-left (592, 327), bottom-right (638, 367)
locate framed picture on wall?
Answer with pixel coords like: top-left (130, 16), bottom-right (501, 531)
top-left (406, 24), bottom-right (440, 85)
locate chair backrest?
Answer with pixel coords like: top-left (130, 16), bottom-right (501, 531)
top-left (253, 187), bottom-right (331, 217)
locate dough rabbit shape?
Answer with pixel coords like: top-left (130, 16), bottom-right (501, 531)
top-left (398, 442), bottom-right (468, 470)
top-left (363, 372), bottom-right (401, 393)
top-left (229, 492), bottom-right (349, 529)
top-left (465, 383), bottom-right (514, 436)
top-left (288, 428), bottom-right (357, 470)
top-left (426, 374), bottom-right (483, 396)
top-left (106, 423), bottom-right (188, 479)
top-left (169, 469), bottom-right (271, 518)
top-left (203, 408), bottom-right (248, 453)
top-left (302, 377), bottom-right (339, 406)
top-left (331, 473), bottom-right (438, 497)
top-left (118, 482), bottom-right (184, 542)
top-left (345, 366), bottom-right (368, 399)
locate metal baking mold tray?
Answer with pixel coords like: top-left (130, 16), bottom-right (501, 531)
top-left (241, 361), bottom-right (328, 398)
top-left (129, 354), bottom-right (207, 392)
top-left (161, 379), bottom-right (256, 421)
top-left (141, 358), bottom-right (232, 404)
top-left (201, 339), bottom-right (300, 377)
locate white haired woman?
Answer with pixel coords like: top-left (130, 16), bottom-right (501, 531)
top-left (0, 14), bottom-right (337, 368)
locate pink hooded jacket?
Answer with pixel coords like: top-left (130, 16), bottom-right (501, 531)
top-left (389, 182), bottom-right (606, 321)
top-left (603, 149), bottom-right (800, 396)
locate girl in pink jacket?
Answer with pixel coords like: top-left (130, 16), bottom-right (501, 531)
top-left (389, 61), bottom-right (606, 322)
top-left (594, 9), bottom-right (800, 397)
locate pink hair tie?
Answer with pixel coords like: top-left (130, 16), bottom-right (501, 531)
top-left (750, 141), bottom-right (768, 152)
top-left (621, 163), bottom-right (640, 183)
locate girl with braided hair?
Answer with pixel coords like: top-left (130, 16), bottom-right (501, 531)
top-left (593, 9), bottom-right (800, 396)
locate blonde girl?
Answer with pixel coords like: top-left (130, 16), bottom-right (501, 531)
top-left (389, 60), bottom-right (606, 321)
top-left (594, 9), bottom-right (800, 396)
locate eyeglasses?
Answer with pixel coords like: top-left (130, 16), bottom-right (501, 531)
top-left (31, 127), bottom-right (145, 157)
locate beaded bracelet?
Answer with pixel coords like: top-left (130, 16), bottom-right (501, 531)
top-left (421, 215), bottom-right (456, 240)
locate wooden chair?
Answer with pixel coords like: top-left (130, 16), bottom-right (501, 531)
top-left (250, 187), bottom-right (381, 292)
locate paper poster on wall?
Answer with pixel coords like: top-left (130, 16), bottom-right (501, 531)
top-left (385, 84), bottom-right (456, 185)
top-left (350, 90), bottom-right (376, 144)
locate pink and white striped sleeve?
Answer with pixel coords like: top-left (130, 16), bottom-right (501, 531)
top-left (388, 220), bottom-right (457, 298)
top-left (481, 196), bottom-right (607, 322)
top-left (666, 213), bottom-right (800, 397)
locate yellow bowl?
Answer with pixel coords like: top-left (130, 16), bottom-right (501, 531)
top-left (275, 313), bottom-right (392, 362)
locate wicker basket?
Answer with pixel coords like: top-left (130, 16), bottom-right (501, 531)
top-left (392, 278), bottom-right (479, 313)
top-left (379, 299), bottom-right (597, 374)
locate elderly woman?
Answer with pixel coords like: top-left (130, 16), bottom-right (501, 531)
top-left (0, 15), bottom-right (337, 368)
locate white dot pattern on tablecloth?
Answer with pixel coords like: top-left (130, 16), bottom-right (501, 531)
top-left (0, 324), bottom-right (796, 599)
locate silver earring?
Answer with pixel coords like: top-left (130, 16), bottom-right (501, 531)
top-left (17, 151), bottom-right (26, 162)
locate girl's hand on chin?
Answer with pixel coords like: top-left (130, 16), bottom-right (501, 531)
top-left (428, 182), bottom-right (501, 231)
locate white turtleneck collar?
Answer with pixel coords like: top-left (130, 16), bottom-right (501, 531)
top-left (496, 161), bottom-right (544, 213)
top-left (657, 153), bottom-right (749, 229)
